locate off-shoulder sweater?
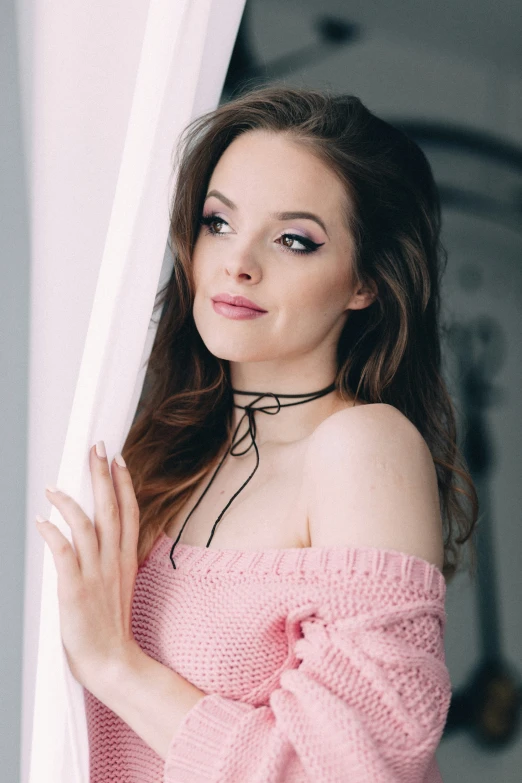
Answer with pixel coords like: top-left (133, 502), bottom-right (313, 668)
top-left (84, 531), bottom-right (451, 782)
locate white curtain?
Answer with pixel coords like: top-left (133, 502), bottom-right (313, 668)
top-left (19, 1), bottom-right (246, 781)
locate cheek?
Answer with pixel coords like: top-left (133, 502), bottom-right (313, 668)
top-left (290, 270), bottom-right (349, 318)
top-left (191, 252), bottom-right (216, 312)
top-left (277, 283), bottom-right (342, 347)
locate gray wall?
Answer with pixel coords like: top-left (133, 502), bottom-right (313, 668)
top-left (0, 0), bottom-right (30, 781)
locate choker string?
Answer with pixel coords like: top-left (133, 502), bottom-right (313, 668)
top-left (169, 380), bottom-right (336, 569)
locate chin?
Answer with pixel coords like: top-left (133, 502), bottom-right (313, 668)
top-left (201, 337), bottom-right (270, 364)
top-left (193, 308), bottom-right (272, 362)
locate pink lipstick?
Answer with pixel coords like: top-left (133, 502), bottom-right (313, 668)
top-left (212, 301), bottom-right (267, 320)
top-left (211, 293), bottom-right (268, 320)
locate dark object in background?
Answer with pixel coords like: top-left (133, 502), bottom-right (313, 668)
top-left (223, 5), bottom-right (359, 95)
top-left (443, 318), bottom-right (521, 748)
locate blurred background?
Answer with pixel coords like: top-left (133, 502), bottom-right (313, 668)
top-left (2, 0), bottom-right (521, 780)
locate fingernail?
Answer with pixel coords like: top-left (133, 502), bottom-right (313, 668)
top-left (95, 440), bottom-right (107, 459)
top-left (114, 452), bottom-right (126, 468)
top-left (46, 484), bottom-right (59, 493)
top-left (35, 514), bottom-right (46, 524)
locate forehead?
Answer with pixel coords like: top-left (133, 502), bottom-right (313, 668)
top-left (207, 130), bottom-right (349, 224)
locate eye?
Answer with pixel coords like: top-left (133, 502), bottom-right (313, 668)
top-left (200, 213), bottom-right (231, 235)
top-left (199, 212), bottom-right (324, 256)
top-left (276, 233), bottom-right (322, 256)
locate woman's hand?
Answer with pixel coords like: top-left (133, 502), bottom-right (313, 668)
top-left (36, 440), bottom-right (141, 693)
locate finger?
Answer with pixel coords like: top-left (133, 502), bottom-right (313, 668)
top-left (45, 488), bottom-right (100, 581)
top-left (36, 518), bottom-right (83, 602)
top-left (90, 442), bottom-right (121, 565)
top-left (110, 454), bottom-right (140, 569)
top-left (110, 455), bottom-right (139, 622)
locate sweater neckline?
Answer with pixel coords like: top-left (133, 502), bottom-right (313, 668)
top-left (146, 532), bottom-right (446, 596)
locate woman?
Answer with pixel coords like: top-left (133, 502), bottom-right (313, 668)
top-left (39, 85), bottom-right (478, 782)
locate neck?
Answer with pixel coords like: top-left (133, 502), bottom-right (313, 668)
top-left (229, 377), bottom-right (348, 448)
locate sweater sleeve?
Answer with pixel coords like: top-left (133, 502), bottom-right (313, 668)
top-left (163, 577), bottom-right (451, 783)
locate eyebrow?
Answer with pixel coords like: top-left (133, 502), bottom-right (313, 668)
top-left (205, 189), bottom-right (329, 238)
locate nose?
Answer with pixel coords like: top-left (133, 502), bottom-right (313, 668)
top-left (224, 243), bottom-right (262, 282)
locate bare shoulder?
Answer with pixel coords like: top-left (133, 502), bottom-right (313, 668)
top-left (308, 402), bottom-right (428, 463)
top-left (303, 403), bottom-right (445, 571)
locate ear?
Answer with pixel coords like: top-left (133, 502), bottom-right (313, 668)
top-left (345, 278), bottom-right (378, 312)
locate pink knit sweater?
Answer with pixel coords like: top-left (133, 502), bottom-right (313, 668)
top-left (84, 531), bottom-right (450, 782)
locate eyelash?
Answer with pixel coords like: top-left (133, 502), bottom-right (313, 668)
top-left (199, 213), bottom-right (323, 256)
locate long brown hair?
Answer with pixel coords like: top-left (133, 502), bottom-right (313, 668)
top-left (122, 84), bottom-right (478, 584)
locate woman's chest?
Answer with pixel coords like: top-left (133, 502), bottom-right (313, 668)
top-left (164, 440), bottom-right (312, 550)
top-left (132, 563), bottom-right (323, 706)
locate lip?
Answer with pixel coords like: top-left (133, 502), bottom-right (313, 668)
top-left (212, 300), bottom-right (267, 320)
top-left (212, 293), bottom-right (267, 312)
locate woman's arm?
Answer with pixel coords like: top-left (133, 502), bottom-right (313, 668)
top-left (89, 641), bottom-right (206, 760)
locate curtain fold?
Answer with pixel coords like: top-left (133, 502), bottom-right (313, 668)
top-left (21, 1), bottom-right (246, 781)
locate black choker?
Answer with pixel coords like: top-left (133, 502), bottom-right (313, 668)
top-left (169, 381), bottom-right (337, 568)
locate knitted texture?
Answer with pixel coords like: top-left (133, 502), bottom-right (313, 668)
top-left (84, 532), bottom-right (450, 782)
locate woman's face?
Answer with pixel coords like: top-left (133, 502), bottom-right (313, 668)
top-left (192, 130), bottom-right (374, 367)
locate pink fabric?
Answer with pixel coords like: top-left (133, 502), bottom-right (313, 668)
top-left (84, 532), bottom-right (450, 782)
